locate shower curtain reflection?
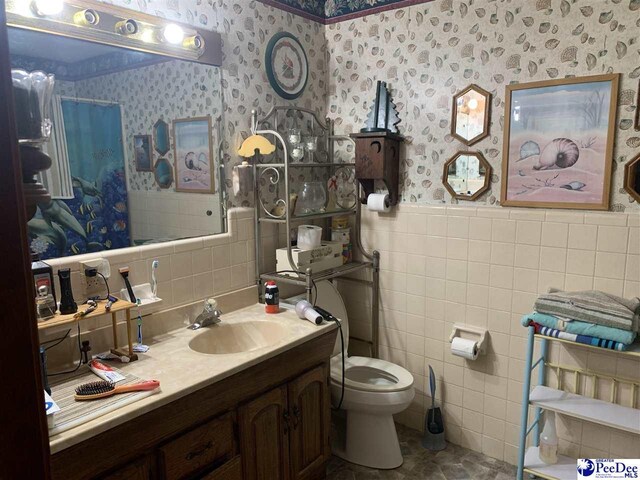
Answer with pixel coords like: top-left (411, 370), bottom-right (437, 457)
top-left (27, 99), bottom-right (130, 259)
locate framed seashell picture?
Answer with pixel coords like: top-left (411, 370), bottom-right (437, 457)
top-left (501, 74), bottom-right (619, 211)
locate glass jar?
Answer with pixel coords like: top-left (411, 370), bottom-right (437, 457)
top-left (287, 128), bottom-right (301, 145)
top-left (290, 143), bottom-right (304, 161)
top-left (11, 69), bottom-right (55, 144)
top-left (297, 182), bottom-right (327, 215)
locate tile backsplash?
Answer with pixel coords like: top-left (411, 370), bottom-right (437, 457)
top-left (340, 204), bottom-right (640, 463)
top-left (39, 208), bottom-right (285, 372)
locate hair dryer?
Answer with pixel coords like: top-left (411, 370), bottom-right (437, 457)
top-left (295, 300), bottom-right (323, 325)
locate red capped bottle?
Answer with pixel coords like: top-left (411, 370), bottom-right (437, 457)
top-left (264, 281), bottom-right (279, 314)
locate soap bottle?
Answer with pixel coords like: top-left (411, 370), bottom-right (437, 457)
top-left (539, 410), bottom-right (558, 464)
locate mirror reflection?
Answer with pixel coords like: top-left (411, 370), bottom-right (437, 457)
top-left (452, 84), bottom-right (490, 146)
top-left (8, 28), bottom-right (226, 260)
top-left (443, 152), bottom-right (491, 201)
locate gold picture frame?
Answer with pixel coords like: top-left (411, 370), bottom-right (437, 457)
top-left (501, 74), bottom-right (619, 210)
top-left (623, 153), bottom-right (640, 203)
top-left (172, 116), bottom-right (215, 194)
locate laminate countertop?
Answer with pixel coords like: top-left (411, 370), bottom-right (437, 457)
top-left (48, 303), bottom-right (337, 454)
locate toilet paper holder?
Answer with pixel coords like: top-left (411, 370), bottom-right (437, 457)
top-left (350, 131), bottom-right (403, 207)
top-left (448, 324), bottom-right (488, 355)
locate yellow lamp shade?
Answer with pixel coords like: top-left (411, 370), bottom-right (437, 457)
top-left (238, 134), bottom-right (276, 157)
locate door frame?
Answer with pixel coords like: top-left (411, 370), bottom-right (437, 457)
top-left (0, 2), bottom-right (51, 477)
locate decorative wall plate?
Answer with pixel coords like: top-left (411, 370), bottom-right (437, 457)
top-left (265, 32), bottom-right (308, 100)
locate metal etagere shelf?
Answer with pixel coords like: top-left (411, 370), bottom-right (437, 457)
top-left (251, 106), bottom-right (380, 357)
top-left (517, 328), bottom-right (640, 480)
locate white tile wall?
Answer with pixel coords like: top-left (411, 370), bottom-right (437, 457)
top-left (128, 190), bottom-right (223, 243)
top-left (342, 204), bottom-right (640, 464)
top-left (42, 208), bottom-right (271, 316)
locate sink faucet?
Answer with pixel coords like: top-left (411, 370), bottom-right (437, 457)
top-left (188, 298), bottom-right (222, 330)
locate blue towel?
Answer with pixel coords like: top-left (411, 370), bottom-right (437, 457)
top-left (521, 312), bottom-right (637, 345)
top-left (528, 321), bottom-right (628, 351)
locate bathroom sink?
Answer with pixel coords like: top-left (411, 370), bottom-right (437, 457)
top-left (188, 321), bottom-right (288, 355)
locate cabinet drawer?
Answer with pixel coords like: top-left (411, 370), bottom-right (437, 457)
top-left (159, 413), bottom-right (235, 480)
top-left (201, 456), bottom-right (242, 480)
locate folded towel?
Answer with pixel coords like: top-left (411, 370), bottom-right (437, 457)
top-left (524, 320), bottom-right (629, 351)
top-left (521, 312), bottom-right (637, 345)
top-left (534, 289), bottom-right (640, 332)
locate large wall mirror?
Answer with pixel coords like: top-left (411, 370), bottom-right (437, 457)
top-left (8, 19), bottom-right (225, 260)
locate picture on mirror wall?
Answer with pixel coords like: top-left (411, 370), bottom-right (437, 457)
top-left (134, 134), bottom-right (152, 172)
top-left (172, 116), bottom-right (215, 193)
top-left (501, 74), bottom-right (619, 210)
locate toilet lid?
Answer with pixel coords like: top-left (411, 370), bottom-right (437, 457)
top-left (330, 356), bottom-right (414, 392)
top-left (311, 280), bottom-right (349, 357)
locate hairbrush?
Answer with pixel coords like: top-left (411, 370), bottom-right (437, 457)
top-left (74, 379), bottom-right (160, 401)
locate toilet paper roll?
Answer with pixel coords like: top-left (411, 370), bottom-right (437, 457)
top-left (451, 337), bottom-right (479, 360)
top-left (366, 193), bottom-right (390, 212)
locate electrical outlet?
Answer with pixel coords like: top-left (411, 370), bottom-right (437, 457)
top-left (79, 258), bottom-right (111, 298)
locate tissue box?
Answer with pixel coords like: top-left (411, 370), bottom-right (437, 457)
top-left (276, 241), bottom-right (343, 275)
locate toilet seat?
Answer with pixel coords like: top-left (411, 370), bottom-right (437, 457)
top-left (330, 356), bottom-right (414, 393)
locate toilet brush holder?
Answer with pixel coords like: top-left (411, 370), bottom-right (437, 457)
top-left (421, 408), bottom-right (446, 451)
top-left (422, 365), bottom-right (446, 451)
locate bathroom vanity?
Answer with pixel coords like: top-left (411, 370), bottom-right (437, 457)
top-left (48, 305), bottom-right (337, 480)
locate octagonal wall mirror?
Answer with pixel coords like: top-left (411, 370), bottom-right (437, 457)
top-left (154, 158), bottom-right (174, 189)
top-left (624, 153), bottom-right (640, 203)
top-left (451, 84), bottom-right (491, 146)
top-left (443, 151), bottom-right (492, 201)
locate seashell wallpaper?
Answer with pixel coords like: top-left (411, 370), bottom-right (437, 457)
top-left (326, 0), bottom-right (640, 210)
top-left (94, 0), bottom-right (638, 211)
top-left (96, 0), bottom-right (328, 209)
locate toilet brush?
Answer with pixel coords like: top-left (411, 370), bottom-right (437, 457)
top-left (422, 365), bottom-right (446, 451)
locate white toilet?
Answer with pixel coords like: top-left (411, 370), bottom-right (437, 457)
top-left (313, 281), bottom-right (415, 470)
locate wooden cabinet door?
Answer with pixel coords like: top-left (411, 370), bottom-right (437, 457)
top-left (287, 365), bottom-right (331, 480)
top-left (238, 385), bottom-right (290, 480)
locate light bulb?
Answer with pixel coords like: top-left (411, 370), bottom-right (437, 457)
top-left (32, 0), bottom-right (64, 16)
top-left (468, 98), bottom-right (479, 110)
top-left (163, 24), bottom-right (185, 44)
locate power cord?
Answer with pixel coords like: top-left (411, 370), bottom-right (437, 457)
top-left (97, 272), bottom-right (110, 300)
top-left (332, 318), bottom-right (345, 410)
top-left (269, 272), bottom-right (344, 409)
top-left (47, 323), bottom-right (84, 376)
top-left (41, 329), bottom-right (71, 351)
top-left (85, 267), bottom-right (111, 300)
top-left (314, 305), bottom-right (345, 411)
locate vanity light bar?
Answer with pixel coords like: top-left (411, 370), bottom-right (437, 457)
top-left (5, 0), bottom-right (222, 66)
